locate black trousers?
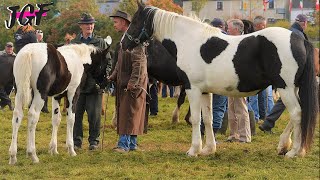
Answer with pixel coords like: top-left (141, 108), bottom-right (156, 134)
top-left (0, 87), bottom-right (11, 106)
top-left (73, 92), bottom-right (102, 146)
top-left (149, 83), bottom-right (158, 115)
top-left (261, 98), bottom-right (286, 130)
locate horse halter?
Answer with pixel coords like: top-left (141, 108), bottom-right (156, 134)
top-left (125, 25), bottom-right (151, 47)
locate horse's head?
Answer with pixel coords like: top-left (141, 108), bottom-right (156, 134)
top-left (86, 46), bottom-right (111, 89)
top-left (121, 1), bottom-right (156, 51)
top-left (242, 19), bottom-right (255, 34)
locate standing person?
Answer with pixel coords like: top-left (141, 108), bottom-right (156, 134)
top-left (72, 13), bottom-right (112, 150)
top-left (14, 19), bottom-right (37, 53)
top-left (109, 10), bottom-right (148, 153)
top-left (253, 16), bottom-right (274, 121)
top-left (259, 14), bottom-right (310, 133)
top-left (226, 19), bottom-right (251, 143)
top-left (0, 42), bottom-right (16, 110)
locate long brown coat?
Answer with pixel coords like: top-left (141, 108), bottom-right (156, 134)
top-left (110, 44), bottom-right (148, 135)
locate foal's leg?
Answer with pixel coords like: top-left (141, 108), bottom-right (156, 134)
top-left (66, 91), bottom-right (76, 156)
top-left (49, 98), bottom-right (61, 155)
top-left (277, 88), bottom-right (303, 158)
top-left (200, 93), bottom-right (216, 156)
top-left (186, 88), bottom-right (202, 156)
top-left (9, 96), bottom-right (24, 165)
top-left (172, 86), bottom-right (186, 124)
top-left (26, 93), bottom-right (44, 163)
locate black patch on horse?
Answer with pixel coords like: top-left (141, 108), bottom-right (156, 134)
top-left (37, 44), bottom-right (71, 100)
top-left (233, 35), bottom-right (286, 92)
top-left (200, 37), bottom-right (229, 64)
top-left (162, 39), bottom-right (177, 59)
top-left (290, 33), bottom-right (307, 86)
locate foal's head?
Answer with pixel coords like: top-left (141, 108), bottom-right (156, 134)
top-left (121, 1), bottom-right (156, 51)
top-left (84, 47), bottom-right (110, 89)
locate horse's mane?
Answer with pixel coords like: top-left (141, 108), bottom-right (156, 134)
top-left (58, 44), bottom-right (98, 64)
top-left (152, 8), bottom-right (221, 39)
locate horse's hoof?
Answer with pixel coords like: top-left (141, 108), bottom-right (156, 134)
top-left (49, 149), bottom-right (59, 155)
top-left (68, 148), bottom-right (77, 156)
top-left (200, 146), bottom-right (216, 156)
top-left (9, 156), bottom-right (17, 165)
top-left (285, 150), bottom-right (297, 158)
top-left (31, 155), bottom-right (39, 163)
top-left (186, 151), bottom-right (198, 157)
top-left (277, 148), bottom-right (288, 156)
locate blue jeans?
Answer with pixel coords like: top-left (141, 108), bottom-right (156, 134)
top-left (201, 94), bottom-right (228, 132)
top-left (162, 84), bottom-right (174, 98)
top-left (248, 95), bottom-right (259, 120)
top-left (117, 135), bottom-right (137, 151)
top-left (258, 86), bottom-right (274, 119)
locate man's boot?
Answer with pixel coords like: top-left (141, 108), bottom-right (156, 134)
top-left (249, 111), bottom-right (256, 136)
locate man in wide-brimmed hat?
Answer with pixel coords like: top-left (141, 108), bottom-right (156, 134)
top-left (109, 10), bottom-right (148, 153)
top-left (72, 12), bottom-right (112, 151)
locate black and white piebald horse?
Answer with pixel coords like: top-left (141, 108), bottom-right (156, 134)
top-left (121, 2), bottom-right (318, 158)
top-left (146, 39), bottom-right (188, 123)
top-left (9, 43), bottom-right (109, 165)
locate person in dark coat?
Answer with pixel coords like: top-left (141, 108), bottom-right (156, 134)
top-left (109, 10), bottom-right (148, 153)
top-left (72, 13), bottom-right (112, 150)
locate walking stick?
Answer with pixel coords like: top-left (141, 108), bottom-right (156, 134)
top-left (101, 91), bottom-right (109, 150)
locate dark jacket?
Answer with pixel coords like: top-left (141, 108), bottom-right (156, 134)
top-left (71, 33), bottom-right (112, 94)
top-left (109, 44), bottom-right (148, 135)
top-left (14, 28), bottom-right (37, 53)
top-left (289, 22), bottom-right (308, 40)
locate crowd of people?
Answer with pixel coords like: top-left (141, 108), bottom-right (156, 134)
top-left (0, 10), bottom-right (317, 153)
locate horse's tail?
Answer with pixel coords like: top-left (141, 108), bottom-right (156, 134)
top-left (299, 40), bottom-right (319, 152)
top-left (13, 50), bottom-right (33, 107)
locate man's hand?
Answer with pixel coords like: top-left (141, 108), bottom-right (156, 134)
top-left (127, 83), bottom-right (135, 91)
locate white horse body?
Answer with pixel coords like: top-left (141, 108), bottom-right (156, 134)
top-left (9, 43), bottom-right (96, 165)
top-left (143, 8), bottom-right (315, 158)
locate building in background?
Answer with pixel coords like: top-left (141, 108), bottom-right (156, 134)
top-left (182, 0), bottom-right (317, 23)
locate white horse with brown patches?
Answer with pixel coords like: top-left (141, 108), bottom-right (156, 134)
top-left (9, 43), bottom-right (109, 165)
top-left (121, 1), bottom-right (318, 158)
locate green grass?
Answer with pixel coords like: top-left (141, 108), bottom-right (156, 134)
top-left (0, 95), bottom-right (319, 179)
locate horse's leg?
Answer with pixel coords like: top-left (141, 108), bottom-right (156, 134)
top-left (200, 93), bottom-right (216, 156)
top-left (66, 90), bottom-right (77, 156)
top-left (277, 120), bottom-right (293, 155)
top-left (9, 95), bottom-right (24, 165)
top-left (277, 88), bottom-right (303, 158)
top-left (26, 93), bottom-right (44, 163)
top-left (49, 98), bottom-right (61, 155)
top-left (186, 88), bottom-right (202, 156)
top-left (172, 85), bottom-right (186, 124)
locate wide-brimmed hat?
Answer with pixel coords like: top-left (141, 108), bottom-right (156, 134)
top-left (109, 10), bottom-right (131, 23)
top-left (78, 13), bottom-right (96, 24)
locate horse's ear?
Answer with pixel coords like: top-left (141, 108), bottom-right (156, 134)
top-left (137, 0), bottom-right (144, 9)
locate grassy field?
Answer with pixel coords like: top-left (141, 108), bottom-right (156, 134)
top-left (0, 95), bottom-right (319, 179)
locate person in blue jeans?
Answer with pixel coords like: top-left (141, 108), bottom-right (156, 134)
top-left (200, 94), bottom-right (228, 135)
top-left (162, 84), bottom-right (174, 98)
